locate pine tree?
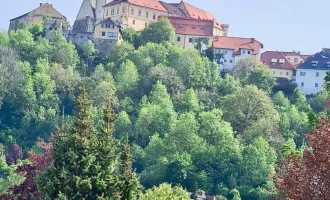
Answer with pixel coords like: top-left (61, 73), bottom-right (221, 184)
top-left (118, 134), bottom-right (141, 200)
top-left (74, 84), bottom-right (93, 139)
top-left (38, 86), bottom-right (122, 199)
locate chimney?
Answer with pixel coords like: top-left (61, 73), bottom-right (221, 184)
top-left (251, 38), bottom-right (255, 43)
top-left (40, 3), bottom-right (43, 6)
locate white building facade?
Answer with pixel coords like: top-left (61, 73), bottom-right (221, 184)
top-left (213, 36), bottom-right (263, 73)
top-left (296, 68), bottom-right (328, 95)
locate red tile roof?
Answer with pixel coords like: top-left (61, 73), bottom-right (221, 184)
top-left (213, 36), bottom-right (263, 55)
top-left (104, 0), bottom-right (167, 12)
top-left (261, 51), bottom-right (295, 70)
top-left (181, 1), bottom-right (222, 30)
top-left (168, 16), bottom-right (213, 36)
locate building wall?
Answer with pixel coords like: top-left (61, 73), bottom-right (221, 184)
top-left (9, 4), bottom-right (67, 32)
top-left (94, 21), bottom-right (122, 41)
top-left (104, 3), bottom-right (168, 31)
top-left (271, 68), bottom-right (293, 80)
top-left (213, 27), bottom-right (224, 36)
top-left (176, 34), bottom-right (212, 50)
top-left (214, 48), bottom-right (235, 72)
top-left (296, 68), bottom-right (327, 95)
top-left (285, 55), bottom-right (304, 64)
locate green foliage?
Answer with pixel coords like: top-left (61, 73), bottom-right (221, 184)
top-left (0, 32), bottom-right (10, 46)
top-left (122, 28), bottom-right (141, 48)
top-left (139, 183), bottom-right (191, 200)
top-left (140, 19), bottom-right (175, 44)
top-left (245, 67), bottom-right (276, 94)
top-left (115, 60), bottom-right (140, 96)
top-left (222, 85), bottom-right (278, 134)
top-left (240, 137), bottom-right (277, 187)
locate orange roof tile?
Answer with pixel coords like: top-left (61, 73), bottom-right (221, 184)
top-left (104, 0), bottom-right (167, 12)
top-left (168, 16), bottom-right (213, 36)
top-left (181, 1), bottom-right (222, 30)
top-left (213, 36), bottom-right (263, 55)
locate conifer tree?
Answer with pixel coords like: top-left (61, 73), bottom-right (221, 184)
top-left (38, 86), bottom-right (124, 199)
top-left (118, 134), bottom-right (141, 200)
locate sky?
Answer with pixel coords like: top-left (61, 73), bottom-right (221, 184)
top-left (0, 0), bottom-right (329, 54)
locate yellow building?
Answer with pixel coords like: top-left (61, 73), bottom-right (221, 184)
top-left (103, 0), bottom-right (168, 31)
top-left (94, 18), bottom-right (123, 42)
top-left (261, 51), bottom-right (300, 81)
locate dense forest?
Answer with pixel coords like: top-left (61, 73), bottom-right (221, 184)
top-left (0, 19), bottom-right (330, 200)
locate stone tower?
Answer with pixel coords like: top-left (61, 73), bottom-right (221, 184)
top-left (95, 0), bottom-right (106, 22)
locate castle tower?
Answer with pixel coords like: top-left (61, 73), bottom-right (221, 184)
top-left (95, 0), bottom-right (106, 22)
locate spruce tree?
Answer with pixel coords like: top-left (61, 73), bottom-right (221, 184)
top-left (118, 134), bottom-right (141, 200)
top-left (38, 87), bottom-right (122, 199)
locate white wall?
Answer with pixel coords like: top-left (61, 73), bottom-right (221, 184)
top-left (296, 68), bottom-right (328, 95)
top-left (214, 48), bottom-right (234, 72)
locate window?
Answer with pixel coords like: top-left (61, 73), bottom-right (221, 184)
top-left (145, 22), bottom-right (147, 27)
top-left (224, 59), bottom-right (227, 63)
top-left (189, 38), bottom-right (193, 43)
top-left (300, 71), bottom-right (306, 76)
top-left (242, 50), bottom-right (246, 54)
top-left (146, 12), bottom-right (149, 18)
top-left (111, 9), bottom-right (114, 15)
top-left (117, 7), bottom-right (119, 14)
top-left (230, 60), bottom-right (233, 63)
top-left (153, 14), bottom-right (156, 20)
top-left (301, 82), bottom-right (304, 87)
top-left (280, 72), bottom-right (283, 75)
top-left (286, 72), bottom-right (289, 76)
top-left (192, 26), bottom-right (196, 29)
top-left (133, 20), bottom-right (135, 25)
top-left (288, 58), bottom-right (291, 61)
top-left (273, 71), bottom-right (275, 75)
top-left (138, 10), bottom-right (142, 16)
top-left (316, 72), bottom-right (320, 77)
top-left (177, 37), bottom-right (181, 42)
top-left (131, 9), bottom-right (134, 15)
top-left (247, 51), bottom-right (251, 54)
top-left (294, 58), bottom-right (298, 62)
top-left (315, 83), bottom-right (319, 88)
top-left (122, 7), bottom-right (126, 13)
top-left (200, 27), bottom-right (205, 30)
top-left (106, 10), bottom-right (109, 16)
top-left (179, 24), bottom-right (183, 28)
top-left (108, 32), bottom-right (118, 38)
top-left (102, 32), bottom-right (105, 36)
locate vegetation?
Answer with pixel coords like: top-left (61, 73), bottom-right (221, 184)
top-left (0, 20), bottom-right (329, 199)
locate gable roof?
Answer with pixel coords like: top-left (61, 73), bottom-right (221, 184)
top-left (104, 0), bottom-right (167, 12)
top-left (297, 51), bottom-right (330, 70)
top-left (181, 1), bottom-right (222, 30)
top-left (159, 1), bottom-right (186, 17)
top-left (167, 16), bottom-right (213, 36)
top-left (261, 51), bottom-right (295, 70)
top-left (10, 3), bottom-right (66, 21)
top-left (213, 36), bottom-right (263, 55)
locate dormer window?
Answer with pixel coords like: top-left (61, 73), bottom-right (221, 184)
top-left (311, 61), bottom-right (319, 67)
top-left (326, 62), bottom-right (330, 67)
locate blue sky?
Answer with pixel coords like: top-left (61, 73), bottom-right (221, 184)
top-left (0, 0), bottom-right (329, 54)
